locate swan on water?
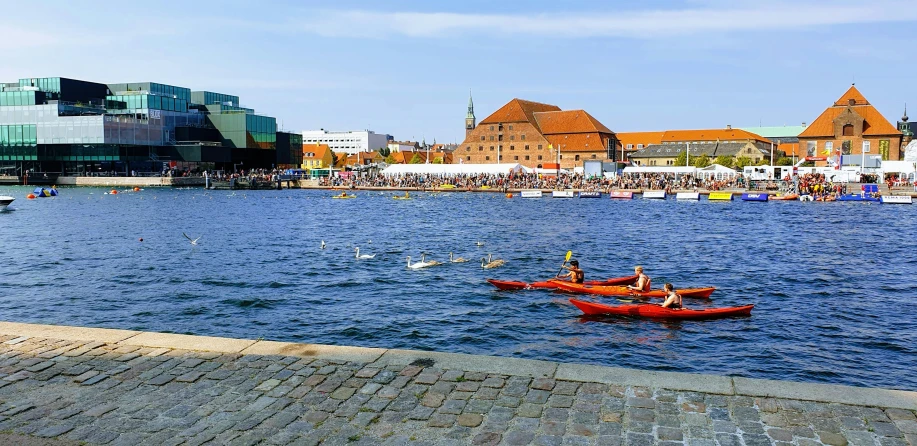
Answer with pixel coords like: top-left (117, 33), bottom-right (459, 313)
top-left (407, 256), bottom-right (437, 270)
top-left (475, 241), bottom-right (485, 246)
top-left (321, 240), bottom-right (326, 249)
top-left (354, 247), bottom-right (375, 259)
top-left (450, 252), bottom-right (469, 263)
top-left (481, 253), bottom-right (506, 269)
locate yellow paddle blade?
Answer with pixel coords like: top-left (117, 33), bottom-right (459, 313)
top-left (565, 251), bottom-right (572, 261)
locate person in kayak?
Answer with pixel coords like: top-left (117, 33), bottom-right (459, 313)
top-left (627, 266), bottom-right (651, 292)
top-left (558, 260), bottom-right (585, 284)
top-left (659, 283), bottom-right (683, 309)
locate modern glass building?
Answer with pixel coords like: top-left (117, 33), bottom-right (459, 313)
top-left (0, 76), bottom-right (293, 179)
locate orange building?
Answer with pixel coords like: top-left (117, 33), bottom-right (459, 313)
top-left (302, 143), bottom-right (332, 170)
top-left (459, 98), bottom-right (619, 169)
top-left (798, 85), bottom-right (902, 162)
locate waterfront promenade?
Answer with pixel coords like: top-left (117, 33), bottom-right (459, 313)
top-left (0, 322), bottom-right (914, 445)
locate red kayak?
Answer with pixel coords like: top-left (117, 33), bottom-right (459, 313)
top-left (487, 275), bottom-right (638, 291)
top-left (570, 299), bottom-right (753, 320)
top-left (552, 280), bottom-right (715, 298)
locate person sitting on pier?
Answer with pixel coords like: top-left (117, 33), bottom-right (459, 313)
top-left (627, 266), bottom-right (651, 292)
top-left (659, 283), bottom-right (683, 309)
top-left (557, 260), bottom-right (584, 284)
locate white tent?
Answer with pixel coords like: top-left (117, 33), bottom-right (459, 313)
top-left (696, 164), bottom-right (740, 179)
top-left (622, 166), bottom-right (696, 175)
top-left (380, 163), bottom-right (530, 176)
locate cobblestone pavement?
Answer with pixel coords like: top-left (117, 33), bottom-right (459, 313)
top-left (0, 333), bottom-right (915, 446)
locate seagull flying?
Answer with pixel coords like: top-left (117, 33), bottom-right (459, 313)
top-left (183, 232), bottom-right (202, 246)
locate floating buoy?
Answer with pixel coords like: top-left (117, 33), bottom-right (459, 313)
top-left (27, 194), bottom-right (36, 199)
top-left (110, 190), bottom-right (118, 195)
top-left (139, 238), bottom-right (143, 242)
top-left (506, 193), bottom-right (513, 198)
top-left (133, 187), bottom-right (140, 192)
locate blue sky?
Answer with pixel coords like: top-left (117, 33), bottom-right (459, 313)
top-left (3, 0), bottom-right (916, 143)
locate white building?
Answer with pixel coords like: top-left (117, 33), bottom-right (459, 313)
top-left (301, 129), bottom-right (390, 155)
top-left (387, 141), bottom-right (418, 152)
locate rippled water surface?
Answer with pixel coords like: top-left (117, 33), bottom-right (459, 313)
top-left (1, 186), bottom-right (915, 390)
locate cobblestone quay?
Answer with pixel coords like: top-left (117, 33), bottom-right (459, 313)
top-left (0, 322), bottom-right (914, 446)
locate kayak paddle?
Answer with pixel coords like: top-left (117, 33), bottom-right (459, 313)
top-left (556, 250), bottom-right (573, 277)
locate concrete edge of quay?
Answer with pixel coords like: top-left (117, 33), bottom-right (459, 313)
top-left (1, 320), bottom-right (914, 411)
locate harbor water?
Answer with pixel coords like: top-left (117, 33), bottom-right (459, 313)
top-left (0, 186), bottom-right (915, 390)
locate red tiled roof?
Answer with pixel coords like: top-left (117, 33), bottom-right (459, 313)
top-left (661, 128), bottom-right (768, 143)
top-left (798, 87), bottom-right (901, 138)
top-left (833, 85), bottom-right (869, 106)
top-left (479, 99), bottom-right (561, 126)
top-left (616, 131), bottom-right (665, 148)
top-left (302, 143), bottom-right (330, 160)
top-left (533, 110), bottom-right (614, 135)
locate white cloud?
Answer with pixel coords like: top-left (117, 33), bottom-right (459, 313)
top-left (295, 1), bottom-right (917, 39)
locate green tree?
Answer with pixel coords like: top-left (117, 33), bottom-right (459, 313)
top-left (432, 157), bottom-right (444, 164)
top-left (385, 154), bottom-right (398, 164)
top-left (734, 156), bottom-right (753, 169)
top-left (713, 155), bottom-right (734, 168)
top-left (331, 152), bottom-right (340, 167)
top-left (409, 153), bottom-right (423, 164)
top-left (674, 151), bottom-right (687, 166)
top-left (376, 147), bottom-right (391, 157)
top-left (692, 153), bottom-right (711, 168)
top-left (775, 157), bottom-right (794, 166)
top-left (755, 158), bottom-right (770, 166)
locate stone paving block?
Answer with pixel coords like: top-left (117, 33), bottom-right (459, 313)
top-left (517, 403), bottom-right (542, 418)
top-left (427, 413), bottom-right (456, 428)
top-left (626, 396), bottom-right (655, 409)
top-left (408, 405), bottom-right (435, 420)
top-left (175, 371), bottom-right (206, 383)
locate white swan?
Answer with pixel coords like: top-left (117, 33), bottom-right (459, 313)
top-left (407, 256), bottom-right (436, 270)
top-left (481, 253), bottom-right (506, 269)
top-left (475, 241), bottom-right (485, 246)
top-left (421, 253), bottom-right (443, 266)
top-left (354, 247), bottom-right (375, 259)
top-left (450, 252), bottom-right (469, 263)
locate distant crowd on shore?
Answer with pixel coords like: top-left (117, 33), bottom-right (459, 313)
top-left (319, 172), bottom-right (758, 192)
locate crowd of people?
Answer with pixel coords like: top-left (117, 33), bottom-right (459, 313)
top-left (318, 172), bottom-right (751, 192)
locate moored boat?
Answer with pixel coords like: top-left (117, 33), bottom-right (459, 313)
top-left (569, 299), bottom-right (753, 320)
top-left (487, 275), bottom-right (638, 291)
top-left (0, 195), bottom-right (14, 211)
top-left (552, 280), bottom-right (715, 298)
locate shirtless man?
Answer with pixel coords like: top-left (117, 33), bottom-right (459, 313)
top-left (627, 266), bottom-right (651, 292)
top-left (558, 260), bottom-right (584, 284)
top-left (659, 283), bottom-right (683, 309)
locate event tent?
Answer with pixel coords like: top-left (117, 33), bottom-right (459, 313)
top-left (380, 163), bottom-right (531, 176)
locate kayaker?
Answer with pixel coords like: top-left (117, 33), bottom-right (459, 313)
top-left (558, 260), bottom-right (584, 284)
top-left (659, 283), bottom-right (683, 309)
top-left (627, 266), bottom-right (651, 292)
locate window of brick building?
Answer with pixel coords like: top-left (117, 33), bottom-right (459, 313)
top-left (843, 124), bottom-right (854, 136)
top-left (466, 156), bottom-right (471, 161)
top-left (508, 125), bottom-right (513, 130)
top-left (525, 155), bottom-right (530, 160)
top-left (521, 134), bottom-right (526, 140)
top-left (480, 136), bottom-right (485, 141)
top-left (498, 135), bottom-right (503, 141)
top-left (490, 125), bottom-right (494, 131)
top-left (591, 154), bottom-right (596, 159)
top-left (490, 146), bottom-right (494, 151)
top-left (510, 135), bottom-right (515, 140)
top-left (466, 147), bottom-right (471, 152)
top-left (490, 135), bottom-right (494, 141)
top-left (498, 155), bottom-right (502, 160)
top-left (479, 146), bottom-right (483, 151)
top-left (498, 124), bottom-right (503, 131)
top-left (575, 155), bottom-right (580, 161)
top-left (538, 155), bottom-right (543, 160)
top-left (510, 145), bottom-right (515, 151)
top-left (514, 156), bottom-right (518, 160)
top-left (538, 145), bottom-right (543, 150)
top-left (486, 156), bottom-right (490, 160)
top-left (525, 145), bottom-right (529, 150)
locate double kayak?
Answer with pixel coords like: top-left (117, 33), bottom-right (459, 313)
top-left (487, 275), bottom-right (638, 291)
top-left (570, 299), bottom-right (753, 320)
top-left (552, 280), bottom-right (715, 298)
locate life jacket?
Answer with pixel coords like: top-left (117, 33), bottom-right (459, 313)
top-left (639, 274), bottom-right (651, 292)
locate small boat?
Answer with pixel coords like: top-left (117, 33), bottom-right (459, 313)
top-left (552, 280), bottom-right (715, 298)
top-left (487, 275), bottom-right (638, 291)
top-left (770, 193), bottom-right (798, 201)
top-left (552, 190), bottom-right (575, 198)
top-left (569, 299), bottom-right (753, 320)
top-left (798, 194), bottom-right (814, 202)
top-left (578, 191), bottom-right (602, 198)
top-left (0, 195), bottom-right (14, 211)
top-left (332, 193), bottom-right (356, 199)
top-left (393, 193), bottom-right (412, 200)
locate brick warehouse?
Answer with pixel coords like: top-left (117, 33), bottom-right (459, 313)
top-left (797, 85), bottom-right (903, 163)
top-left (460, 97), bottom-right (619, 169)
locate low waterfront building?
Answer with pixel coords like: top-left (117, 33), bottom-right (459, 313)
top-left (623, 127), bottom-right (775, 166)
top-left (302, 129), bottom-right (390, 155)
top-left (0, 76), bottom-right (294, 177)
top-left (302, 143), bottom-right (332, 170)
top-left (798, 85), bottom-right (903, 162)
top-left (459, 97), bottom-right (620, 169)
top-left (387, 141), bottom-right (419, 152)
top-left (615, 131), bottom-right (664, 161)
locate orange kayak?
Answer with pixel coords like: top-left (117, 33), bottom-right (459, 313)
top-left (552, 280), bottom-right (715, 298)
top-left (487, 275), bottom-right (638, 291)
top-left (770, 193), bottom-right (799, 201)
top-left (570, 299), bottom-right (752, 320)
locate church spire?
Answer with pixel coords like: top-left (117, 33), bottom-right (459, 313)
top-left (465, 89), bottom-right (476, 136)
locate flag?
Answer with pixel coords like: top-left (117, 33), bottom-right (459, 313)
top-left (822, 147), bottom-right (832, 155)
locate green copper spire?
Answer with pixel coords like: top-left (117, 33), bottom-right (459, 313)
top-left (466, 89), bottom-right (475, 119)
